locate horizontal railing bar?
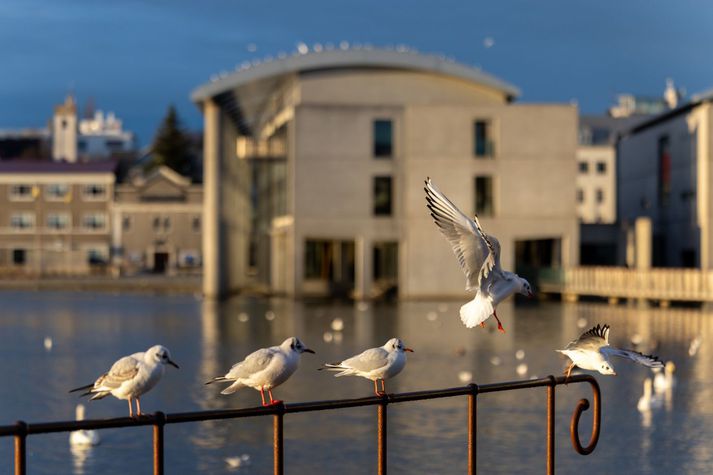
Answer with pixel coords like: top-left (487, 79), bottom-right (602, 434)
top-left (0, 375), bottom-right (594, 436)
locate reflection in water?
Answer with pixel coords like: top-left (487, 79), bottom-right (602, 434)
top-left (0, 292), bottom-right (711, 473)
top-left (70, 444), bottom-right (92, 474)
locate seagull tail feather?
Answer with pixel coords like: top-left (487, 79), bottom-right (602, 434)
top-left (205, 376), bottom-right (231, 385)
top-left (460, 294), bottom-right (493, 328)
top-left (220, 381), bottom-right (245, 395)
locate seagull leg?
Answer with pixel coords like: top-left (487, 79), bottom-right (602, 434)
top-left (493, 310), bottom-right (506, 333)
top-left (479, 322), bottom-right (486, 328)
top-left (259, 387), bottom-right (267, 406)
top-left (564, 363), bottom-right (575, 383)
top-left (136, 397), bottom-right (143, 417)
top-left (380, 379), bottom-right (386, 394)
top-left (373, 380), bottom-right (382, 396)
top-left (267, 388), bottom-right (282, 406)
top-left (128, 398), bottom-right (134, 418)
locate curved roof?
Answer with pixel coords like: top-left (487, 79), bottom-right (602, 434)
top-left (191, 48), bottom-right (520, 103)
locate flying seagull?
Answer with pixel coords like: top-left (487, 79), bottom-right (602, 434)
top-left (320, 338), bottom-right (413, 396)
top-left (557, 324), bottom-right (664, 378)
top-left (70, 345), bottom-right (179, 418)
top-left (206, 337), bottom-right (314, 406)
top-left (424, 178), bottom-right (532, 332)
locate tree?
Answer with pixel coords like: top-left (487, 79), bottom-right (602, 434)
top-left (148, 105), bottom-right (194, 175)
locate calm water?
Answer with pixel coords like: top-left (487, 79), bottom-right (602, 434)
top-left (0, 291), bottom-right (711, 474)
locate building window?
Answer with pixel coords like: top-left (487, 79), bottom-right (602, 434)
top-left (192, 216), bottom-right (201, 232)
top-left (82, 184), bottom-right (107, 201)
top-left (373, 119), bottom-right (393, 158)
top-left (9, 184), bottom-right (35, 201)
top-left (46, 183), bottom-right (70, 201)
top-left (595, 188), bottom-right (604, 203)
top-left (47, 213), bottom-right (70, 230)
top-left (122, 216), bottom-right (132, 232)
top-left (153, 217), bottom-right (161, 232)
top-left (87, 248), bottom-right (108, 265)
top-left (304, 240), bottom-right (330, 279)
top-left (576, 189), bottom-right (584, 203)
top-left (373, 241), bottom-right (398, 282)
top-left (474, 120), bottom-right (494, 157)
top-left (373, 176), bottom-right (393, 216)
top-left (10, 213), bottom-right (35, 230)
top-left (83, 213), bottom-right (107, 231)
top-left (578, 162), bottom-right (589, 173)
top-left (474, 176), bottom-right (494, 217)
top-left (163, 217), bottom-right (171, 232)
top-left (658, 135), bottom-right (671, 207)
top-left (596, 162), bottom-right (607, 174)
top-left (12, 249), bottom-right (26, 265)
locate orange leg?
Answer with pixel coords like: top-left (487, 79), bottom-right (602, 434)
top-left (136, 398), bottom-right (143, 417)
top-left (493, 310), bottom-right (506, 333)
top-left (267, 388), bottom-right (282, 406)
top-left (564, 363), bottom-right (575, 383)
top-left (373, 379), bottom-right (386, 396)
top-left (380, 379), bottom-right (386, 394)
top-left (259, 387), bottom-right (267, 406)
top-left (479, 322), bottom-right (486, 328)
top-left (127, 398), bottom-right (134, 418)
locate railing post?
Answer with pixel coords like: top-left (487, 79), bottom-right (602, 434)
top-left (153, 412), bottom-right (165, 475)
top-left (468, 384), bottom-right (478, 475)
top-left (14, 420), bottom-right (27, 475)
top-left (274, 404), bottom-right (284, 475)
top-left (378, 397), bottom-right (387, 475)
top-left (547, 376), bottom-right (556, 475)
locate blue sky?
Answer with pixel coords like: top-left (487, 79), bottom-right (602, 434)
top-left (2, 0), bottom-right (712, 145)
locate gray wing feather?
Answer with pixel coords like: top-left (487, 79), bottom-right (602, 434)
top-left (566, 324), bottom-right (609, 351)
top-left (601, 347), bottom-right (664, 368)
top-left (226, 348), bottom-right (275, 379)
top-left (342, 348), bottom-right (390, 372)
top-left (97, 356), bottom-right (140, 389)
top-left (425, 178), bottom-right (497, 290)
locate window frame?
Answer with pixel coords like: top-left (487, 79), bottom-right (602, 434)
top-left (10, 212), bottom-right (36, 231)
top-left (473, 119), bottom-right (496, 158)
top-left (82, 184), bottom-right (108, 202)
top-left (9, 184), bottom-right (35, 202)
top-left (373, 175), bottom-right (393, 216)
top-left (46, 212), bottom-right (71, 231)
top-left (474, 175), bottom-right (496, 218)
top-left (82, 212), bottom-right (108, 231)
top-left (45, 183), bottom-right (70, 202)
top-left (373, 119), bottom-right (394, 158)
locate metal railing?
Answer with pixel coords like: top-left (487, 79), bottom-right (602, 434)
top-left (0, 374), bottom-right (600, 475)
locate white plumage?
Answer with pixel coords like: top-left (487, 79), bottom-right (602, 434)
top-left (321, 338), bottom-right (413, 396)
top-left (69, 404), bottom-right (100, 446)
top-left (653, 361), bottom-right (676, 392)
top-left (425, 178), bottom-right (533, 332)
top-left (70, 345), bottom-right (179, 417)
top-left (207, 337), bottom-right (314, 406)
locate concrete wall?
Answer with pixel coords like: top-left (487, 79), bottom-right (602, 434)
top-left (576, 145), bottom-right (616, 223)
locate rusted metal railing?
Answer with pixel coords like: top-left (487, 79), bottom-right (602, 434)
top-left (0, 374), bottom-right (600, 474)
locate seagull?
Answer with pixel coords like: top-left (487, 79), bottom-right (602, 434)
top-left (206, 337), bottom-right (314, 406)
top-left (69, 404), bottom-right (100, 447)
top-left (70, 345), bottom-right (179, 418)
top-left (424, 178), bottom-right (533, 332)
top-left (637, 377), bottom-right (663, 412)
top-left (320, 338), bottom-right (413, 396)
top-left (557, 324), bottom-right (664, 378)
top-left (653, 361), bottom-right (676, 392)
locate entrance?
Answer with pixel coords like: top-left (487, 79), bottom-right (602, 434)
top-left (303, 239), bottom-right (355, 298)
top-left (153, 252), bottom-right (169, 273)
top-left (515, 238), bottom-right (561, 289)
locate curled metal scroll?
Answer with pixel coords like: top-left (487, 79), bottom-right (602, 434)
top-left (569, 378), bottom-right (601, 455)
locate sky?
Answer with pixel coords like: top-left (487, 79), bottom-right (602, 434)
top-left (2, 0), bottom-right (713, 146)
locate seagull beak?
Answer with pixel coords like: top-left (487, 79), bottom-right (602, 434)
top-left (168, 359), bottom-right (180, 369)
top-left (527, 291), bottom-right (534, 299)
top-left (303, 348), bottom-right (316, 354)
top-left (404, 348), bottom-right (414, 352)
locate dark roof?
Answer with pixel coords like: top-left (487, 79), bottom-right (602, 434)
top-left (0, 160), bottom-right (117, 174)
top-left (619, 89), bottom-right (713, 138)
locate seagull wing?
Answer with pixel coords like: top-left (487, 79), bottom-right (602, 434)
top-left (601, 347), bottom-right (664, 368)
top-left (565, 324), bottom-right (610, 352)
top-left (339, 347), bottom-right (390, 372)
top-left (96, 356), bottom-right (141, 390)
top-left (425, 178), bottom-right (498, 290)
top-left (226, 348), bottom-right (276, 380)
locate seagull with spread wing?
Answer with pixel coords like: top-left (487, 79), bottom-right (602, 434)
top-left (69, 345), bottom-right (179, 418)
top-left (424, 178), bottom-right (532, 332)
top-left (320, 338), bottom-right (413, 396)
top-left (558, 324), bottom-right (664, 378)
top-left (206, 337), bottom-right (315, 406)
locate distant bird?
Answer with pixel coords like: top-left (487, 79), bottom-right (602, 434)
top-left (70, 345), bottom-right (179, 418)
top-left (637, 377), bottom-right (663, 412)
top-left (225, 454), bottom-right (251, 469)
top-left (320, 338), bottom-right (413, 396)
top-left (206, 337), bottom-right (314, 406)
top-left (557, 324), bottom-right (663, 378)
top-left (44, 337), bottom-right (53, 352)
top-left (688, 337), bottom-right (702, 357)
top-left (424, 178), bottom-right (533, 332)
top-left (653, 361), bottom-right (676, 392)
top-left (69, 404), bottom-right (100, 447)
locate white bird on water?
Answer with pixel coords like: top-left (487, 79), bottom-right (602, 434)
top-left (206, 337), bottom-right (315, 406)
top-left (425, 178), bottom-right (533, 332)
top-left (321, 338), bottom-right (413, 396)
top-left (70, 345), bottom-right (179, 418)
top-left (653, 361), bottom-right (676, 392)
top-left (637, 377), bottom-right (663, 412)
top-left (69, 404), bottom-right (100, 446)
top-left (557, 324), bottom-right (664, 378)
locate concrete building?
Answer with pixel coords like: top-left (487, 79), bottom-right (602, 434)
top-left (192, 48), bottom-right (579, 299)
top-left (0, 161), bottom-right (115, 275)
top-left (112, 166), bottom-right (202, 274)
top-left (618, 89), bottom-right (713, 269)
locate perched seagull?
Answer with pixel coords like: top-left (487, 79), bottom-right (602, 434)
top-left (320, 338), bottom-right (413, 396)
top-left (557, 324), bottom-right (663, 378)
top-left (424, 178), bottom-right (533, 331)
top-left (70, 345), bottom-right (179, 418)
top-left (206, 337), bottom-right (314, 406)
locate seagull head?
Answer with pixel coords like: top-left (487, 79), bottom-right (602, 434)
top-left (283, 337), bottom-right (315, 355)
top-left (384, 338), bottom-right (414, 353)
top-left (147, 345), bottom-right (180, 369)
top-left (518, 278), bottom-right (534, 298)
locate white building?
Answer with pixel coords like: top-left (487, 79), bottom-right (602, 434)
top-left (192, 48), bottom-right (579, 299)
